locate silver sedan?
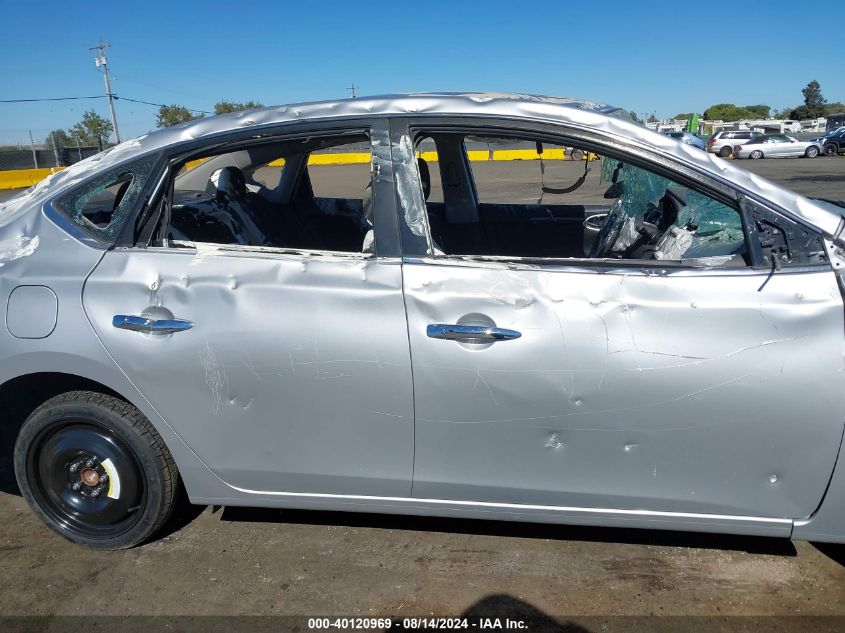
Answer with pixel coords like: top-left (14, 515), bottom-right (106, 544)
top-left (3, 93), bottom-right (845, 549)
top-left (733, 134), bottom-right (822, 158)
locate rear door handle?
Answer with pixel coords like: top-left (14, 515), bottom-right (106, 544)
top-left (112, 315), bottom-right (194, 334)
top-left (427, 324), bottom-right (521, 342)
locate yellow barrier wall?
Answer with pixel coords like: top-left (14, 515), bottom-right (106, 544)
top-left (1, 150), bottom-right (597, 190)
top-left (0, 167), bottom-right (64, 190)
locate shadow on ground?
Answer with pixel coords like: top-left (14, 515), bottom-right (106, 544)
top-left (220, 505), bottom-right (799, 558)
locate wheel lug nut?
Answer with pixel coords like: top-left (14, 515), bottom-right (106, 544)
top-left (100, 474), bottom-right (108, 483)
top-left (91, 489), bottom-right (100, 498)
top-left (72, 482), bottom-right (81, 491)
top-left (69, 463), bottom-right (79, 473)
top-left (85, 461), bottom-right (94, 468)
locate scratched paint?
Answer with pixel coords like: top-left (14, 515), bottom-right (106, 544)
top-left (404, 260), bottom-right (845, 519)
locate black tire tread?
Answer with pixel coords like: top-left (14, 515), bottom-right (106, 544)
top-left (16, 390), bottom-right (178, 549)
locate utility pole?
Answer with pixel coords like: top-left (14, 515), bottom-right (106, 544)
top-left (347, 83), bottom-right (359, 98)
top-left (50, 131), bottom-right (63, 167)
top-left (90, 39), bottom-right (121, 144)
top-left (28, 130), bottom-right (38, 169)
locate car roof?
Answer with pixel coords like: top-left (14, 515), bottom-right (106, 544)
top-left (2, 92), bottom-right (841, 239)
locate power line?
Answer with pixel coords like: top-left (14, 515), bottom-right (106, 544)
top-left (0, 94), bottom-right (212, 115)
top-left (0, 96), bottom-right (107, 103)
top-left (113, 96), bottom-right (213, 115)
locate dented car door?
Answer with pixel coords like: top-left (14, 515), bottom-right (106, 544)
top-left (82, 122), bottom-right (415, 497)
top-left (392, 118), bottom-right (845, 521)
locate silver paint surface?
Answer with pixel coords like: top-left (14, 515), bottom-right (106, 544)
top-left (2, 93), bottom-right (845, 542)
top-left (83, 248), bottom-right (415, 496)
top-left (6, 285), bottom-right (58, 339)
top-left (402, 260), bottom-right (844, 520)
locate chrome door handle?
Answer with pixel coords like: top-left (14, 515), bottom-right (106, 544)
top-left (427, 324), bottom-right (521, 342)
top-left (112, 315), bottom-right (194, 334)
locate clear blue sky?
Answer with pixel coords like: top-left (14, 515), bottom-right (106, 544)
top-left (1, 0), bottom-right (842, 145)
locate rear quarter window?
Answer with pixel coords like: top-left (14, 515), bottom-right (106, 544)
top-left (53, 154), bottom-right (158, 242)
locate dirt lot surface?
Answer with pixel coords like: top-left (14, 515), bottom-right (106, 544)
top-left (1, 154), bottom-right (844, 631)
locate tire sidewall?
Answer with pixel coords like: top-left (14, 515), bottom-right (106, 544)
top-left (14, 394), bottom-right (170, 549)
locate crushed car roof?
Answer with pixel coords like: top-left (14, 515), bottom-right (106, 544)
top-left (2, 92), bottom-right (842, 239)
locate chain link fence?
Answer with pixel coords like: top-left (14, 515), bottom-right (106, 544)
top-left (0, 145), bottom-right (101, 171)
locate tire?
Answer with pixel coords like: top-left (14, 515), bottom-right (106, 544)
top-left (718, 146), bottom-right (732, 157)
top-left (749, 150), bottom-right (764, 159)
top-left (805, 146), bottom-right (819, 158)
top-left (824, 144), bottom-right (838, 157)
top-left (14, 391), bottom-right (178, 549)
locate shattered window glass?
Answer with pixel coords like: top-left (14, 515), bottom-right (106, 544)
top-left (598, 157), bottom-right (744, 261)
top-left (55, 154), bottom-right (158, 242)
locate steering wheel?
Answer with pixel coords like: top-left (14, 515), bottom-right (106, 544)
top-left (589, 206), bottom-right (624, 258)
top-left (583, 213), bottom-right (608, 232)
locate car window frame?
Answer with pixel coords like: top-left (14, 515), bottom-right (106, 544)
top-left (389, 115), bottom-right (828, 272)
top-left (393, 117), bottom-right (752, 270)
top-left (125, 118), bottom-right (401, 259)
top-left (44, 151), bottom-right (167, 248)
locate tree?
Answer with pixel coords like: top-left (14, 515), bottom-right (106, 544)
top-left (824, 102), bottom-right (845, 116)
top-left (628, 111), bottom-right (641, 123)
top-left (744, 104), bottom-right (771, 118)
top-left (703, 103), bottom-right (754, 121)
top-left (156, 105), bottom-right (203, 128)
top-left (69, 110), bottom-right (114, 150)
top-left (790, 80), bottom-right (827, 120)
top-left (214, 100), bottom-right (264, 115)
top-left (647, 114), bottom-right (658, 123)
top-left (673, 113), bottom-right (691, 120)
top-left (45, 129), bottom-right (72, 148)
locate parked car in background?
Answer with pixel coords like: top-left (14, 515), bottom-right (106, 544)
top-left (814, 128), bottom-right (845, 156)
top-left (706, 129), bottom-right (762, 157)
top-left (5, 93), bottom-right (845, 550)
top-left (663, 131), bottom-right (706, 150)
top-left (733, 134), bottom-right (822, 159)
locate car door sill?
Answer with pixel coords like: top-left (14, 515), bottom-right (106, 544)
top-left (199, 486), bottom-right (793, 538)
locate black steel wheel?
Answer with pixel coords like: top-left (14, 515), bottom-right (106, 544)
top-left (14, 391), bottom-right (178, 549)
top-left (824, 144), bottom-right (838, 157)
top-left (718, 146), bottom-right (732, 157)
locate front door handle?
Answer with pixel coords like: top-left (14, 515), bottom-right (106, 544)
top-left (112, 314), bottom-right (194, 334)
top-left (427, 324), bottom-right (521, 342)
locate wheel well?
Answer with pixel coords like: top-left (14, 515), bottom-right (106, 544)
top-left (0, 373), bottom-right (124, 490)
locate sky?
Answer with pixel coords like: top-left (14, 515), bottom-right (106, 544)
top-left (1, 0), bottom-right (843, 145)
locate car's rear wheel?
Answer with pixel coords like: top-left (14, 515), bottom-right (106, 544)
top-left (718, 146), bottom-right (732, 157)
top-left (749, 150), bottom-right (764, 159)
top-left (805, 146), bottom-right (819, 158)
top-left (14, 391), bottom-right (178, 549)
top-left (824, 144), bottom-right (838, 156)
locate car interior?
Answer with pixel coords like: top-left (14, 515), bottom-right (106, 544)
top-left (152, 129), bottom-right (748, 266)
top-left (163, 134), bottom-right (373, 253)
top-left (415, 132), bottom-right (749, 265)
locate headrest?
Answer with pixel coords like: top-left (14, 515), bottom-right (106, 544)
top-left (209, 166), bottom-right (246, 202)
top-left (417, 157), bottom-right (431, 201)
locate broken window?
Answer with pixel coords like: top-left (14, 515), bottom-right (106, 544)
top-left (163, 134), bottom-right (374, 254)
top-left (414, 132), bottom-right (748, 266)
top-left (54, 154), bottom-right (158, 242)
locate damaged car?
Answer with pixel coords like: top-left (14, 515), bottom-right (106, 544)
top-left (3, 93), bottom-right (845, 549)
